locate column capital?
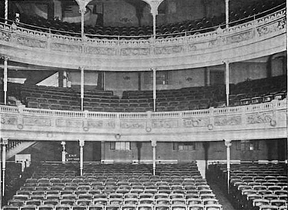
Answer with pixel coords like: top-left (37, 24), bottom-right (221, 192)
top-left (75, 0), bottom-right (92, 13)
top-left (224, 139), bottom-right (232, 147)
top-left (151, 139), bottom-right (157, 147)
top-left (1, 138), bottom-right (8, 145)
top-left (61, 141), bottom-right (66, 146)
top-left (79, 139), bottom-right (85, 147)
top-left (148, 0), bottom-right (163, 16)
top-left (1, 56), bottom-right (10, 61)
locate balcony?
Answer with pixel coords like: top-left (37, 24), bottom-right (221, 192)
top-left (0, 8), bottom-right (286, 71)
top-left (0, 100), bottom-right (286, 142)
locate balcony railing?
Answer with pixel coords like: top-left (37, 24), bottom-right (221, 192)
top-left (0, 100), bottom-right (286, 142)
top-left (0, 7), bottom-right (285, 55)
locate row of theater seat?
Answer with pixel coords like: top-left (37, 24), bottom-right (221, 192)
top-left (207, 162), bottom-right (288, 210)
top-left (2, 0), bottom-right (285, 39)
top-left (4, 163), bottom-right (223, 210)
top-left (7, 75), bottom-right (286, 113)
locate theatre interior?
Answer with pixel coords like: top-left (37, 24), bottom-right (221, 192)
top-left (0, 0), bottom-right (287, 209)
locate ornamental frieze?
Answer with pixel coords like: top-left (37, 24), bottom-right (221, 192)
top-left (51, 43), bottom-right (81, 52)
top-left (88, 120), bottom-right (115, 129)
top-left (183, 117), bottom-right (210, 128)
top-left (152, 119), bottom-right (178, 128)
top-left (224, 30), bottom-right (254, 44)
top-left (246, 112), bottom-right (274, 124)
top-left (154, 46), bottom-right (184, 55)
top-left (56, 119), bottom-right (83, 128)
top-left (257, 18), bottom-right (286, 37)
top-left (120, 120), bottom-right (146, 129)
top-left (0, 30), bottom-right (11, 42)
top-left (120, 48), bottom-right (150, 56)
top-left (23, 117), bottom-right (51, 126)
top-left (16, 36), bottom-right (47, 48)
top-left (1, 115), bottom-right (17, 125)
top-left (85, 46), bottom-right (117, 55)
top-left (214, 115), bottom-right (241, 126)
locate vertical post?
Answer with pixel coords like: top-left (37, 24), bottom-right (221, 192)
top-left (225, 139), bottom-right (232, 194)
top-left (151, 140), bottom-right (157, 176)
top-left (79, 139), bottom-right (85, 176)
top-left (225, 61), bottom-right (230, 106)
top-left (5, 0), bottom-right (8, 24)
top-left (61, 141), bottom-right (66, 164)
top-left (149, 1), bottom-right (160, 39)
top-left (80, 8), bottom-right (85, 39)
top-left (0, 141), bottom-right (2, 209)
top-left (225, 0), bottom-right (229, 28)
top-left (152, 13), bottom-right (157, 39)
top-left (80, 67), bottom-right (84, 111)
top-left (152, 68), bottom-right (157, 112)
top-left (2, 138), bottom-right (8, 196)
top-left (3, 57), bottom-right (8, 105)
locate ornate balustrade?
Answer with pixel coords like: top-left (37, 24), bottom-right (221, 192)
top-left (0, 100), bottom-right (286, 142)
top-left (0, 8), bottom-right (286, 71)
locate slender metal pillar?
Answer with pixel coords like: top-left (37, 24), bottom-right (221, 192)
top-left (5, 0), bottom-right (8, 24)
top-left (151, 140), bottom-right (157, 176)
top-left (0, 140), bottom-right (2, 209)
top-left (3, 57), bottom-right (8, 105)
top-left (79, 139), bottom-right (85, 176)
top-left (152, 13), bottom-right (157, 39)
top-left (80, 67), bottom-right (84, 111)
top-left (152, 68), bottom-right (157, 112)
top-left (149, 0), bottom-right (161, 39)
top-left (225, 61), bottom-right (230, 106)
top-left (225, 0), bottom-right (229, 28)
top-left (80, 8), bottom-right (85, 39)
top-left (61, 141), bottom-right (66, 164)
top-left (2, 138), bottom-right (8, 196)
top-left (225, 139), bottom-right (232, 194)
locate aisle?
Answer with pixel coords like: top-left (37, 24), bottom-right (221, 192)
top-left (209, 183), bottom-right (237, 210)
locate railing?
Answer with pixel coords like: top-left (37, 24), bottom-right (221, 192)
top-left (0, 100), bottom-right (286, 142)
top-left (1, 3), bottom-right (285, 41)
top-left (0, 7), bottom-right (285, 54)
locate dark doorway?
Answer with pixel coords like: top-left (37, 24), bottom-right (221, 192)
top-left (93, 141), bottom-right (102, 161)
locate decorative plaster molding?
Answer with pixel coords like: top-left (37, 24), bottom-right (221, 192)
top-left (0, 8), bottom-right (285, 71)
top-left (0, 100), bottom-right (286, 142)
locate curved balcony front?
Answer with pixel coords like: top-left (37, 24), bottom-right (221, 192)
top-left (0, 8), bottom-right (286, 71)
top-left (0, 100), bottom-right (286, 142)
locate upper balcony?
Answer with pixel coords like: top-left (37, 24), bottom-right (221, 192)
top-left (0, 7), bottom-right (286, 71)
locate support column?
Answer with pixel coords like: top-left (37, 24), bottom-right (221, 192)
top-left (152, 13), bottom-right (157, 39)
top-left (149, 0), bottom-right (162, 39)
top-left (151, 140), bottom-right (157, 176)
top-left (225, 61), bottom-right (230, 106)
top-left (79, 139), bottom-right (85, 176)
top-left (61, 141), bottom-right (66, 164)
top-left (225, 139), bottom-right (232, 194)
top-left (80, 8), bottom-right (85, 39)
top-left (1, 138), bottom-right (8, 196)
top-left (5, 0), bottom-right (8, 24)
top-left (80, 67), bottom-right (84, 111)
top-left (152, 68), bottom-right (157, 112)
top-left (225, 0), bottom-right (229, 28)
top-left (3, 57), bottom-right (9, 105)
top-left (75, 0), bottom-right (92, 38)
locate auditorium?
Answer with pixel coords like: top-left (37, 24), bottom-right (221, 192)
top-left (0, 0), bottom-right (287, 209)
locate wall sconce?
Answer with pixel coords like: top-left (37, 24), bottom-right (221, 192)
top-left (115, 133), bottom-right (121, 140)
